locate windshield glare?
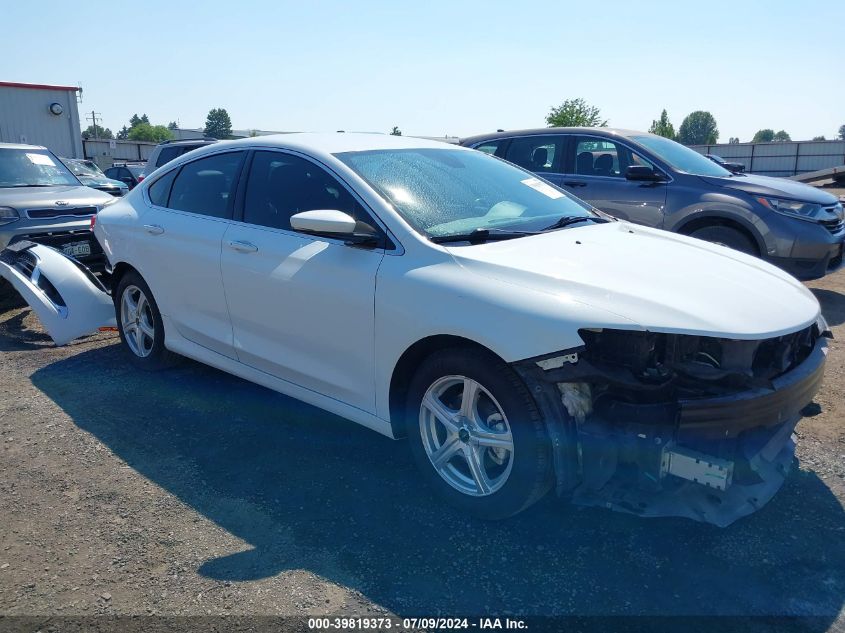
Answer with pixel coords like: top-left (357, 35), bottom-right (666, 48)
top-left (632, 135), bottom-right (732, 177)
top-left (0, 149), bottom-right (79, 187)
top-left (65, 159), bottom-right (104, 178)
top-left (335, 148), bottom-right (594, 238)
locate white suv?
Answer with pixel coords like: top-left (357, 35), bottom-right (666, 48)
top-left (0, 133), bottom-right (828, 526)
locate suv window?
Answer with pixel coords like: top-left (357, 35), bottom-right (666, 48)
top-left (155, 146), bottom-right (183, 167)
top-left (504, 136), bottom-right (562, 173)
top-left (243, 151), bottom-right (362, 231)
top-left (572, 136), bottom-right (654, 177)
top-left (167, 152), bottom-right (244, 218)
top-left (474, 141), bottom-right (502, 156)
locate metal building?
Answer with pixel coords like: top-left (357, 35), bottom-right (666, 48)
top-left (0, 81), bottom-right (84, 158)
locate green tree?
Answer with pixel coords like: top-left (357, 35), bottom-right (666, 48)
top-left (812, 136), bottom-right (826, 141)
top-left (129, 113), bottom-right (150, 128)
top-left (648, 109), bottom-right (675, 139)
top-left (128, 123), bottom-right (173, 143)
top-left (773, 130), bottom-right (791, 142)
top-left (167, 121), bottom-right (179, 130)
top-left (546, 98), bottom-right (607, 127)
top-left (390, 126), bottom-right (402, 136)
top-left (116, 125), bottom-right (130, 140)
top-left (676, 111), bottom-right (718, 145)
top-left (204, 108), bottom-right (233, 139)
top-left (728, 137), bottom-right (740, 144)
top-left (838, 124), bottom-right (845, 140)
top-left (82, 124), bottom-right (113, 140)
top-left (752, 129), bottom-right (775, 143)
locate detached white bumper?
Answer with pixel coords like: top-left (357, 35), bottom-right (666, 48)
top-left (0, 241), bottom-right (115, 345)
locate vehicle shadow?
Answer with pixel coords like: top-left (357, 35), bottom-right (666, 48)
top-left (811, 288), bottom-right (845, 326)
top-left (31, 346), bottom-right (845, 627)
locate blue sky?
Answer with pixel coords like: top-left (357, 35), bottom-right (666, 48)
top-left (2, 0), bottom-right (842, 141)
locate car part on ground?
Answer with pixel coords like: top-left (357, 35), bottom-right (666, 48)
top-left (0, 241), bottom-right (114, 344)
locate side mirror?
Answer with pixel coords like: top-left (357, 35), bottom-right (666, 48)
top-left (290, 210), bottom-right (357, 235)
top-left (625, 165), bottom-right (663, 181)
top-left (290, 210), bottom-right (380, 247)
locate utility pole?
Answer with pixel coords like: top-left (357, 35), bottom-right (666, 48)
top-left (86, 110), bottom-right (102, 139)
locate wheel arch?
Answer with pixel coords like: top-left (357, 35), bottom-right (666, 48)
top-left (675, 213), bottom-right (764, 256)
top-left (109, 261), bottom-right (141, 293)
top-left (388, 334), bottom-right (508, 438)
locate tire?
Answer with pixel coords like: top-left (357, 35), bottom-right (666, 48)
top-left (405, 348), bottom-right (552, 519)
top-left (114, 271), bottom-right (177, 371)
top-left (689, 225), bottom-right (758, 256)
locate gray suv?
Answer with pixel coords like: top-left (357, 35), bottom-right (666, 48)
top-left (461, 128), bottom-right (844, 280)
top-left (0, 143), bottom-right (117, 265)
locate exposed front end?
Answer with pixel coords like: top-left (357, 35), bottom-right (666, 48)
top-left (514, 322), bottom-right (830, 526)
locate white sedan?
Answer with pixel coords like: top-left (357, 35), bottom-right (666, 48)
top-left (0, 133), bottom-right (829, 525)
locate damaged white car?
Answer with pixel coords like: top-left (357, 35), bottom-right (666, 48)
top-left (0, 133), bottom-right (830, 526)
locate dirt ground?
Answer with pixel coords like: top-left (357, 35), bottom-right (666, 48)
top-left (0, 267), bottom-right (844, 632)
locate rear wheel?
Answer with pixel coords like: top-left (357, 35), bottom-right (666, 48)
top-left (114, 271), bottom-right (177, 371)
top-left (689, 225), bottom-right (758, 256)
top-left (405, 348), bottom-right (552, 519)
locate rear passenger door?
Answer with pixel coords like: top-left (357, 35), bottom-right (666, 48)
top-left (135, 150), bottom-right (246, 358)
top-left (561, 135), bottom-right (667, 228)
top-left (501, 135), bottom-right (566, 185)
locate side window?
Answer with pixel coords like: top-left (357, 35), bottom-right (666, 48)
top-left (103, 167), bottom-right (117, 179)
top-left (147, 169), bottom-right (177, 207)
top-left (242, 151), bottom-right (361, 231)
top-left (167, 152), bottom-right (243, 218)
top-left (504, 136), bottom-right (562, 173)
top-left (474, 141), bottom-right (501, 156)
top-left (573, 136), bottom-right (656, 178)
top-left (573, 137), bottom-right (622, 177)
top-left (155, 146), bottom-right (182, 168)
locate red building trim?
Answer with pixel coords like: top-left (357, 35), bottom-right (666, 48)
top-left (0, 81), bottom-right (81, 92)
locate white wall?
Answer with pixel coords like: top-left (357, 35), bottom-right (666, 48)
top-left (0, 85), bottom-right (83, 158)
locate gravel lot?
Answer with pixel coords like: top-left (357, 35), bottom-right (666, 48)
top-left (0, 268), bottom-right (844, 632)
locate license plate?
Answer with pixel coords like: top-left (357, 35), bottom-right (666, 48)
top-left (62, 241), bottom-right (91, 258)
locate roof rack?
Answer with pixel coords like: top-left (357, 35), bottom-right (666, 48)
top-left (160, 137), bottom-right (217, 144)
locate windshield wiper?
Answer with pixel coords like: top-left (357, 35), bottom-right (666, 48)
top-left (541, 215), bottom-right (609, 231)
top-left (430, 228), bottom-right (539, 244)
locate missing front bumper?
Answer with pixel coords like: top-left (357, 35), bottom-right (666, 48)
top-left (513, 335), bottom-right (828, 527)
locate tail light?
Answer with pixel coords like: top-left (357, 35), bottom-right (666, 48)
top-left (137, 175), bottom-right (145, 183)
top-left (90, 214), bottom-right (97, 229)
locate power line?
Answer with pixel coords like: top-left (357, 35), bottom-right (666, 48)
top-left (85, 110), bottom-right (102, 139)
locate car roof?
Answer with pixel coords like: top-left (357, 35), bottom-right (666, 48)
top-left (0, 142), bottom-right (48, 150)
top-left (188, 132), bottom-right (469, 158)
top-left (460, 127), bottom-right (655, 145)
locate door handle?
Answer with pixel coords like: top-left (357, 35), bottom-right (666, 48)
top-left (228, 240), bottom-right (258, 253)
top-left (143, 224), bottom-right (164, 235)
top-left (563, 181), bottom-right (587, 187)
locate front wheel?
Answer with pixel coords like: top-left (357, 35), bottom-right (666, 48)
top-left (689, 225), bottom-right (758, 256)
top-left (405, 348), bottom-right (552, 519)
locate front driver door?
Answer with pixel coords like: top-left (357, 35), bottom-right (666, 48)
top-left (561, 135), bottom-right (667, 228)
top-left (220, 150), bottom-right (386, 413)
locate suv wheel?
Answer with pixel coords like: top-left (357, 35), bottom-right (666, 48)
top-left (689, 225), bottom-right (758, 256)
top-left (405, 348), bottom-right (552, 519)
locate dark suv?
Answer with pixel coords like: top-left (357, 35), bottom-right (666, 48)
top-left (461, 128), bottom-right (844, 279)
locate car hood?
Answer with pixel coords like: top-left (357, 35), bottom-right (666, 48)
top-left (700, 173), bottom-right (838, 205)
top-left (77, 176), bottom-right (126, 189)
top-left (446, 222), bottom-right (820, 339)
top-left (0, 185), bottom-right (114, 208)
